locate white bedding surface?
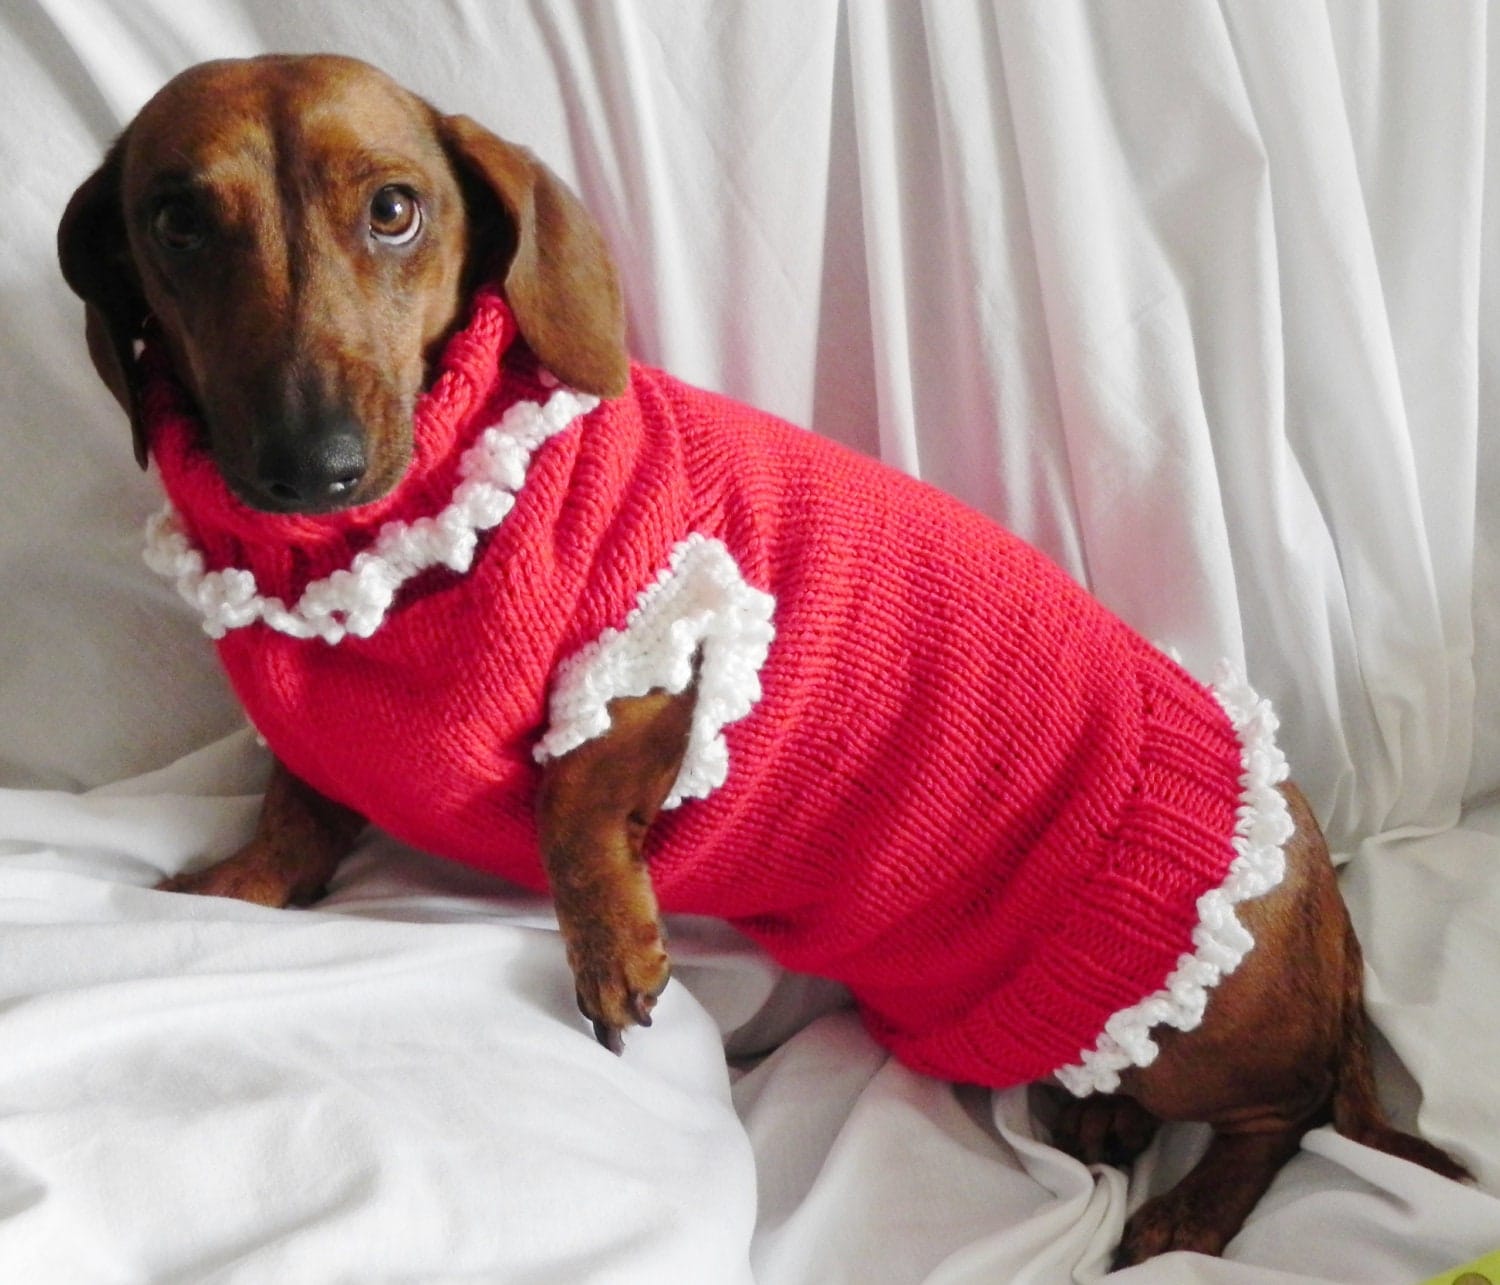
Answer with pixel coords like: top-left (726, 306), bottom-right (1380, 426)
top-left (3, 2), bottom-right (1499, 1280)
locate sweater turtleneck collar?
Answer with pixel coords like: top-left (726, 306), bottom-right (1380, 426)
top-left (143, 284), bottom-right (524, 558)
top-left (141, 285), bottom-right (603, 642)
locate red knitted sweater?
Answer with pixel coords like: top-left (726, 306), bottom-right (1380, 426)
top-left (143, 287), bottom-right (1290, 1095)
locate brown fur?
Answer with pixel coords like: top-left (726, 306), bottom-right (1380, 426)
top-left (57, 54), bottom-right (1467, 1265)
top-left (157, 760), bottom-right (363, 907)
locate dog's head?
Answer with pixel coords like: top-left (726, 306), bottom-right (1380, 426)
top-left (57, 54), bottom-right (626, 514)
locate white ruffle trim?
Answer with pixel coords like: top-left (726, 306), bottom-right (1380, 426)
top-left (535, 534), bottom-right (776, 809)
top-left (142, 387), bottom-right (599, 643)
top-left (1054, 661), bottom-right (1294, 1097)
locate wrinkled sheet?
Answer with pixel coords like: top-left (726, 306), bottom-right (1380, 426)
top-left (3, 1), bottom-right (1500, 1280)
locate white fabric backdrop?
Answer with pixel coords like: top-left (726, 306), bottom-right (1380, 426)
top-left (2, 1), bottom-right (1498, 1280)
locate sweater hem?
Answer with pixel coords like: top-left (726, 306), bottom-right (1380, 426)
top-left (1052, 661), bottom-right (1293, 1096)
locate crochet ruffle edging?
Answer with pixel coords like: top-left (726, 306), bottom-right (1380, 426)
top-left (1053, 661), bottom-right (1294, 1098)
top-left (535, 534), bottom-right (776, 809)
top-left (142, 386), bottom-right (600, 644)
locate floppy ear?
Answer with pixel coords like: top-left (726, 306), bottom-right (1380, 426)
top-left (437, 114), bottom-right (628, 398)
top-left (57, 136), bottom-right (151, 467)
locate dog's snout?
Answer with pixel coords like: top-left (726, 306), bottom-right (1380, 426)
top-left (256, 419), bottom-right (369, 511)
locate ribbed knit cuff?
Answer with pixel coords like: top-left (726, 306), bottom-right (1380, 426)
top-left (1051, 655), bottom-right (1292, 1096)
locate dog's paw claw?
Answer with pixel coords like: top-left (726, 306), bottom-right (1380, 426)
top-left (567, 924), bottom-right (671, 1045)
top-left (590, 1018), bottom-right (626, 1055)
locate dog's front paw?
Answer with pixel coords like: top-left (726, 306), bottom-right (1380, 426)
top-left (156, 844), bottom-right (330, 908)
top-left (566, 916), bottom-right (672, 1054)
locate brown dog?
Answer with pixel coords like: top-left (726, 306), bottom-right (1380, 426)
top-left (57, 54), bottom-right (1467, 1265)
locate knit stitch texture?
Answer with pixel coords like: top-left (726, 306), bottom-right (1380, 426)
top-left (144, 286), bottom-right (1288, 1093)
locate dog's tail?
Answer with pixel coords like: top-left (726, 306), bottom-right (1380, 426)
top-left (1330, 915), bottom-right (1471, 1181)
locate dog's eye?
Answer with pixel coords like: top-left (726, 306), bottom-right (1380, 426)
top-left (369, 186), bottom-right (421, 245)
top-left (151, 198), bottom-right (207, 253)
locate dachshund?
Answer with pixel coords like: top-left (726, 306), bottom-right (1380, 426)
top-left (57, 54), bottom-right (1468, 1265)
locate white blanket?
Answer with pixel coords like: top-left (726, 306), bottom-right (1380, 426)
top-left (2, 2), bottom-right (1498, 1280)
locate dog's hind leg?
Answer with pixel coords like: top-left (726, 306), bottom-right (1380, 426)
top-left (1110, 783), bottom-right (1467, 1265)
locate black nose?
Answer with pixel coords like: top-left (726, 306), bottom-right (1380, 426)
top-left (256, 420), bottom-right (368, 510)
